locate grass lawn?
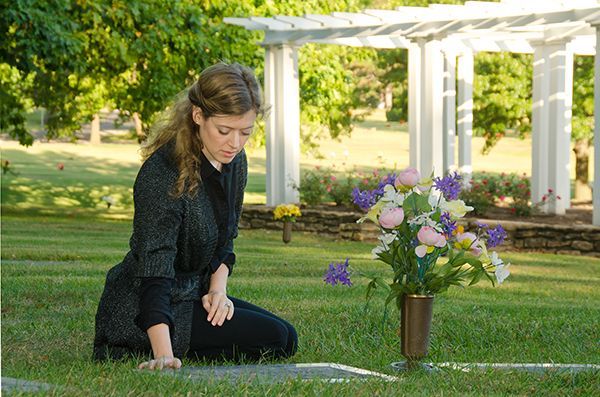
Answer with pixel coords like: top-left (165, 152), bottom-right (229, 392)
top-left (2, 213), bottom-right (599, 395)
top-left (2, 110), bottom-right (599, 395)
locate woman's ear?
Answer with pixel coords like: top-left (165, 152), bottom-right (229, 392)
top-left (192, 107), bottom-right (203, 125)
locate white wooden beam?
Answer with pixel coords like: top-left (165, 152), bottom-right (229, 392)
top-left (593, 25), bottom-right (600, 225)
top-left (545, 40), bottom-right (574, 214)
top-left (457, 50), bottom-right (474, 181)
top-left (443, 50), bottom-right (457, 173)
top-left (413, 38), bottom-right (445, 177)
top-left (531, 44), bottom-right (551, 207)
top-left (408, 43), bottom-right (422, 170)
top-left (264, 44), bottom-right (300, 205)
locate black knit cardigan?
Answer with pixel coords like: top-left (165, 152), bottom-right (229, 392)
top-left (92, 142), bottom-right (247, 361)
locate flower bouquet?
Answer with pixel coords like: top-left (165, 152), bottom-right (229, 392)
top-left (273, 204), bottom-right (302, 244)
top-left (327, 167), bottom-right (510, 368)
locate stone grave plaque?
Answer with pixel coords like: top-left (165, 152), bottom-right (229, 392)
top-left (1, 377), bottom-right (54, 393)
top-left (390, 362), bottom-right (600, 374)
top-left (160, 363), bottom-right (397, 384)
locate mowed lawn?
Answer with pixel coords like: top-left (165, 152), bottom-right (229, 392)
top-left (1, 111), bottom-right (599, 395)
top-left (2, 213), bottom-right (600, 396)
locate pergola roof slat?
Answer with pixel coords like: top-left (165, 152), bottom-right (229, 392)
top-left (331, 12), bottom-right (383, 26)
top-left (249, 17), bottom-right (294, 31)
top-left (226, 2), bottom-right (598, 54)
top-left (274, 16), bottom-right (323, 29)
top-left (303, 14), bottom-right (352, 27)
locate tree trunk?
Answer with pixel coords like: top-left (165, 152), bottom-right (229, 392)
top-left (133, 112), bottom-right (145, 142)
top-left (385, 83), bottom-right (393, 110)
top-left (573, 139), bottom-right (591, 201)
top-left (90, 114), bottom-right (101, 144)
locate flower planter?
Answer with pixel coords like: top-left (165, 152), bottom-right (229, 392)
top-left (397, 294), bottom-right (434, 370)
top-left (282, 220), bottom-right (293, 244)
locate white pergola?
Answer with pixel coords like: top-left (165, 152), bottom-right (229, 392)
top-left (225, 0), bottom-right (600, 225)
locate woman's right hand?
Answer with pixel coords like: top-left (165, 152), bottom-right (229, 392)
top-left (138, 356), bottom-right (182, 370)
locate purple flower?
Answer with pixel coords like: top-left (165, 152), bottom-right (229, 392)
top-left (323, 258), bottom-right (352, 286)
top-left (440, 212), bottom-right (457, 236)
top-left (377, 173), bottom-right (397, 191)
top-left (352, 188), bottom-right (378, 211)
top-left (475, 221), bottom-right (488, 231)
top-left (486, 224), bottom-right (507, 248)
top-left (433, 172), bottom-right (463, 200)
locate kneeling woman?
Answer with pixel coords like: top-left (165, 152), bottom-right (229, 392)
top-left (93, 63), bottom-right (298, 370)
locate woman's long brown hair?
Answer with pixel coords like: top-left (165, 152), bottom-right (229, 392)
top-left (140, 62), bottom-right (265, 198)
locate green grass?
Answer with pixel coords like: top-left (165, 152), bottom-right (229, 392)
top-left (2, 110), bottom-right (599, 395)
top-left (2, 213), bottom-right (600, 396)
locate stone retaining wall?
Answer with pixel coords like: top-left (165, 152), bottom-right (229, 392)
top-left (240, 205), bottom-right (600, 257)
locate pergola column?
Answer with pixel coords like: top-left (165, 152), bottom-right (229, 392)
top-left (442, 49), bottom-right (457, 173)
top-left (532, 40), bottom-right (574, 214)
top-left (531, 45), bottom-right (550, 205)
top-left (408, 43), bottom-right (422, 170)
top-left (594, 25), bottom-right (600, 226)
top-left (457, 50), bottom-right (474, 182)
top-left (264, 44), bottom-right (300, 206)
top-left (409, 38), bottom-right (445, 177)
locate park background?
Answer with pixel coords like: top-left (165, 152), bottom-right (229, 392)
top-left (2, 0), bottom-right (599, 395)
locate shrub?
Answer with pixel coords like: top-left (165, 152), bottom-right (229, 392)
top-left (296, 167), bottom-right (332, 206)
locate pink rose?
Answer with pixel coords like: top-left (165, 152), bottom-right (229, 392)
top-left (417, 226), bottom-right (447, 247)
top-left (395, 167), bottom-right (421, 188)
top-left (379, 208), bottom-right (405, 229)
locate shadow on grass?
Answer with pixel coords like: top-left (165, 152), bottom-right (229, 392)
top-left (2, 148), bottom-right (139, 212)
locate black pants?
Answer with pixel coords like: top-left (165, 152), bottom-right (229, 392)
top-left (187, 296), bottom-right (298, 362)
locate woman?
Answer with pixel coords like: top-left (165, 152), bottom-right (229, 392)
top-left (93, 63), bottom-right (298, 370)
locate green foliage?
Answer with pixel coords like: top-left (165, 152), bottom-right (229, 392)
top-left (572, 55), bottom-right (594, 143)
top-left (473, 52), bottom-right (532, 153)
top-left (296, 166), bottom-right (333, 206)
top-left (377, 49), bottom-right (408, 122)
top-left (460, 173), bottom-right (502, 216)
top-left (0, 63), bottom-right (34, 145)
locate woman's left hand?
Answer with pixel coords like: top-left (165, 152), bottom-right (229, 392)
top-left (138, 356), bottom-right (182, 371)
top-left (201, 291), bottom-right (234, 326)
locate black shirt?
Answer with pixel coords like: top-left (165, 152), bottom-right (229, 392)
top-left (134, 151), bottom-right (238, 333)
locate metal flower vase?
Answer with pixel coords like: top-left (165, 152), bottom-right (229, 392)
top-left (282, 220), bottom-right (293, 244)
top-left (393, 294), bottom-right (435, 371)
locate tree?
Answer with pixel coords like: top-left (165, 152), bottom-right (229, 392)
top-left (473, 52), bottom-right (532, 153)
top-left (1, 0), bottom-right (374, 149)
top-left (572, 55), bottom-right (595, 200)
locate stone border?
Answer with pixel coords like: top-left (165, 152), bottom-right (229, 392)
top-left (240, 205), bottom-right (600, 257)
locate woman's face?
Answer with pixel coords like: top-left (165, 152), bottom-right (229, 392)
top-left (193, 108), bottom-right (256, 169)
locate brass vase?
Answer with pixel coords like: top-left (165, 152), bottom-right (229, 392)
top-left (282, 220), bottom-right (293, 244)
top-left (396, 294), bottom-right (434, 370)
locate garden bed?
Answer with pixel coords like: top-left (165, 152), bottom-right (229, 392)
top-left (240, 202), bottom-right (600, 257)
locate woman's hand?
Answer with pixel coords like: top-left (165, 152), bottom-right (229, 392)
top-left (138, 356), bottom-right (182, 370)
top-left (201, 290), bottom-right (234, 326)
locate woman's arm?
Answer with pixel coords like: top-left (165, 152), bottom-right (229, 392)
top-left (137, 324), bottom-right (182, 370)
top-left (201, 263), bottom-right (234, 326)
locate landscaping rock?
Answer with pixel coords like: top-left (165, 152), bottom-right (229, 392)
top-left (240, 205), bottom-right (600, 256)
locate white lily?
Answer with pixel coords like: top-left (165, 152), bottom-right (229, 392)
top-left (441, 199), bottom-right (474, 218)
top-left (371, 245), bottom-right (386, 259)
top-left (381, 184), bottom-right (404, 207)
top-left (490, 251), bottom-right (503, 266)
top-left (408, 212), bottom-right (438, 229)
top-left (379, 232), bottom-right (397, 247)
top-left (495, 263), bottom-right (511, 284)
top-left (428, 189), bottom-right (444, 209)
